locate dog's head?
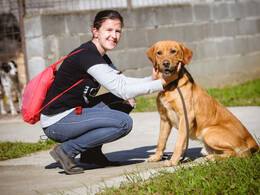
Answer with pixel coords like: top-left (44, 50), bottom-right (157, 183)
top-left (1, 61), bottom-right (17, 76)
top-left (146, 40), bottom-right (193, 78)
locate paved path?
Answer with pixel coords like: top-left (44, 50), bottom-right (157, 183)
top-left (0, 107), bottom-right (259, 194)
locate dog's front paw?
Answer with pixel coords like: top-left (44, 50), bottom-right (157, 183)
top-left (1, 110), bottom-right (7, 115)
top-left (164, 160), bottom-right (178, 167)
top-left (10, 110), bottom-right (18, 115)
top-left (164, 160), bottom-right (173, 167)
top-left (148, 154), bottom-right (162, 162)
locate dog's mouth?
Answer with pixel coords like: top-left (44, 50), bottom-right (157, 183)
top-left (160, 62), bottom-right (181, 76)
top-left (162, 68), bottom-right (174, 75)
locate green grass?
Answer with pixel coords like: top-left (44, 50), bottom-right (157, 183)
top-left (99, 152), bottom-right (260, 194)
top-left (133, 79), bottom-right (260, 112)
top-left (206, 79), bottom-right (260, 107)
top-left (0, 139), bottom-right (56, 160)
top-left (134, 95), bottom-right (157, 112)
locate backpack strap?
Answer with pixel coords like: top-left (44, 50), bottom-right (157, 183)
top-left (39, 77), bottom-right (87, 113)
top-left (39, 48), bottom-right (88, 113)
top-left (52, 49), bottom-right (86, 67)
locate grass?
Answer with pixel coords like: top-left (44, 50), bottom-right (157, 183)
top-left (133, 79), bottom-right (260, 112)
top-left (0, 139), bottom-right (56, 160)
top-left (99, 152), bottom-right (260, 194)
top-left (206, 79), bottom-right (260, 107)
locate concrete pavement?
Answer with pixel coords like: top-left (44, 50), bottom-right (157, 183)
top-left (0, 107), bottom-right (259, 194)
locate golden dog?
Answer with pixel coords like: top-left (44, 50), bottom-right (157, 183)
top-left (146, 40), bottom-right (259, 166)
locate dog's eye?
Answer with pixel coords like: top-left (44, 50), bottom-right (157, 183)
top-left (157, 51), bottom-right (162, 55)
top-left (170, 50), bottom-right (176, 54)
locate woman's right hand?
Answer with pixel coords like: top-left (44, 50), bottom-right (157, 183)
top-left (152, 66), bottom-right (158, 80)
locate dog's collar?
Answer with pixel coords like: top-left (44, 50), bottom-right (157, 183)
top-left (166, 63), bottom-right (195, 89)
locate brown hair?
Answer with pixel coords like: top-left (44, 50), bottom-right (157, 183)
top-left (92, 10), bottom-right (124, 30)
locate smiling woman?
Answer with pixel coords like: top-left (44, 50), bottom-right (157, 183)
top-left (92, 10), bottom-right (123, 55)
top-left (92, 19), bottom-right (122, 55)
top-left (39, 10), bottom-right (178, 175)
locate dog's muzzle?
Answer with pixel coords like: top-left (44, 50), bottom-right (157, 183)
top-left (160, 61), bottom-right (180, 75)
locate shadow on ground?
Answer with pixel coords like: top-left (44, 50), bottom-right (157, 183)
top-left (45, 145), bottom-right (204, 173)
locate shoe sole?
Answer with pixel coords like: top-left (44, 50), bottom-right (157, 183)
top-left (50, 150), bottom-right (84, 175)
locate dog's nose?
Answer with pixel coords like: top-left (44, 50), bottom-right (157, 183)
top-left (162, 60), bottom-right (170, 68)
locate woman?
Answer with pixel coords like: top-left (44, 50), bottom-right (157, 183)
top-left (41, 10), bottom-right (178, 175)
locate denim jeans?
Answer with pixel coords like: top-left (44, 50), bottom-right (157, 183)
top-left (43, 93), bottom-right (133, 158)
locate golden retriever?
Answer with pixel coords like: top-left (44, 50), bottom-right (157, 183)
top-left (146, 40), bottom-right (259, 166)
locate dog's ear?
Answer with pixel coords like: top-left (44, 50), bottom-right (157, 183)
top-left (146, 45), bottom-right (156, 65)
top-left (180, 43), bottom-right (193, 65)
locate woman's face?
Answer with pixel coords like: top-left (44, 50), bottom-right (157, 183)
top-left (92, 19), bottom-right (122, 56)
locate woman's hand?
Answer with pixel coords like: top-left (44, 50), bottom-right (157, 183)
top-left (124, 98), bottom-right (136, 108)
top-left (152, 66), bottom-right (158, 80)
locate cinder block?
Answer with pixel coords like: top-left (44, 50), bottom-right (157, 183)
top-left (24, 16), bottom-right (42, 38)
top-left (197, 40), bottom-right (218, 59)
top-left (244, 1), bottom-right (260, 17)
top-left (219, 20), bottom-right (239, 37)
top-left (121, 8), bottom-right (157, 28)
top-left (114, 31), bottom-right (127, 51)
top-left (124, 28), bottom-right (148, 49)
top-left (182, 24), bottom-right (205, 42)
top-left (154, 6), bottom-right (176, 26)
top-left (225, 55), bottom-right (248, 75)
top-left (27, 57), bottom-right (46, 80)
top-left (41, 15), bottom-right (66, 35)
top-left (193, 4), bottom-right (212, 22)
top-left (64, 13), bottom-right (91, 34)
top-left (248, 34), bottom-right (260, 52)
top-left (42, 35), bottom-right (59, 60)
top-left (112, 48), bottom-right (148, 71)
top-left (227, 1), bottom-right (247, 19)
top-left (154, 5), bottom-right (193, 25)
top-left (232, 36), bottom-right (250, 55)
top-left (215, 38), bottom-right (236, 57)
top-left (25, 37), bottom-right (43, 58)
top-left (146, 26), bottom-right (185, 46)
top-left (57, 36), bottom-right (81, 56)
top-left (174, 4), bottom-right (194, 24)
top-left (79, 33), bottom-right (93, 44)
top-left (124, 66), bottom-right (152, 78)
top-left (209, 22), bottom-right (223, 38)
top-left (211, 2), bottom-right (229, 21)
top-left (237, 19), bottom-right (259, 36)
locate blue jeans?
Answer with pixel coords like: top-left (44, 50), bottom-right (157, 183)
top-left (43, 93), bottom-right (133, 158)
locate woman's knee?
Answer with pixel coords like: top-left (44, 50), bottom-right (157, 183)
top-left (120, 113), bottom-right (133, 136)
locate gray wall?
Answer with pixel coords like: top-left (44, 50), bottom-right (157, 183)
top-left (24, 0), bottom-right (260, 88)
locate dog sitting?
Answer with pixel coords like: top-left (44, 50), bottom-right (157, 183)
top-left (0, 61), bottom-right (21, 115)
top-left (146, 40), bottom-right (259, 166)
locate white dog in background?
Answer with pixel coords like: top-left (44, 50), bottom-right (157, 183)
top-left (0, 61), bottom-right (21, 115)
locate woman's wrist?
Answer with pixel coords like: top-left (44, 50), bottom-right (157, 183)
top-left (161, 79), bottom-right (167, 87)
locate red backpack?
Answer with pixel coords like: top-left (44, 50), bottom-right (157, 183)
top-left (21, 49), bottom-right (86, 124)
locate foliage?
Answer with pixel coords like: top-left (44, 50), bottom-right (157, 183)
top-left (100, 152), bottom-right (260, 194)
top-left (0, 139), bottom-right (56, 160)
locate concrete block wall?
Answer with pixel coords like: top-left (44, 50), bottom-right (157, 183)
top-left (25, 0), bottom-right (260, 88)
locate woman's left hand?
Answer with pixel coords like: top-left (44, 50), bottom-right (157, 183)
top-left (124, 98), bottom-right (136, 108)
